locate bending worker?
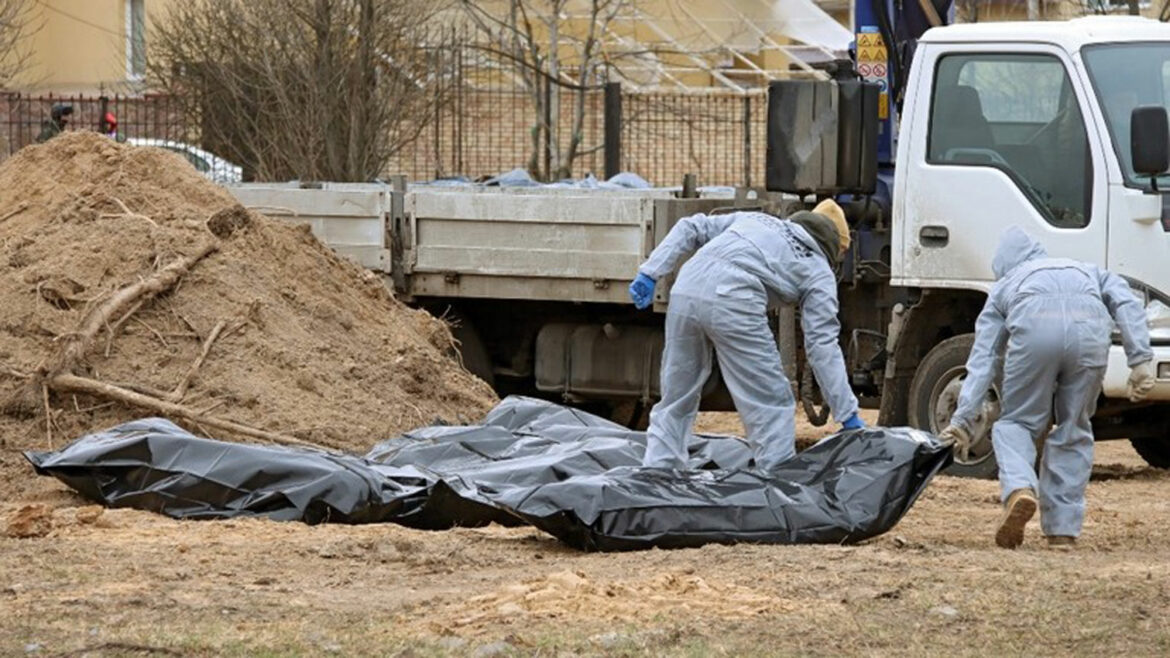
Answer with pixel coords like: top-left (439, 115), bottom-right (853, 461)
top-left (628, 200), bottom-right (864, 471)
top-left (940, 227), bottom-right (1154, 549)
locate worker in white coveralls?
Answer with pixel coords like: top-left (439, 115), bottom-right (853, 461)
top-left (628, 200), bottom-right (864, 472)
top-left (940, 227), bottom-right (1155, 549)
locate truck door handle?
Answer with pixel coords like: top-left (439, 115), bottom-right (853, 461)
top-left (919, 225), bottom-right (949, 248)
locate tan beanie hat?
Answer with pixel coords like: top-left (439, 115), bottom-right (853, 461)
top-left (812, 199), bottom-right (850, 254)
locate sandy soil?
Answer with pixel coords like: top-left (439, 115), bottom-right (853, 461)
top-left (4, 410), bottom-right (1168, 657)
top-left (0, 133), bottom-right (496, 503)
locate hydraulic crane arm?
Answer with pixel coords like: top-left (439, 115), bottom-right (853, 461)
top-left (854, 0), bottom-right (954, 163)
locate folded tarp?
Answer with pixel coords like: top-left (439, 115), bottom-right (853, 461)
top-left (25, 396), bottom-right (951, 551)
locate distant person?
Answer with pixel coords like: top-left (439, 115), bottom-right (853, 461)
top-left (629, 200), bottom-right (863, 472)
top-left (101, 112), bottom-right (126, 142)
top-left (940, 227), bottom-right (1154, 550)
top-left (36, 104), bottom-right (73, 143)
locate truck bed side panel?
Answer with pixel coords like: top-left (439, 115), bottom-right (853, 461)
top-left (229, 187), bottom-right (391, 272)
top-left (407, 190), bottom-right (655, 300)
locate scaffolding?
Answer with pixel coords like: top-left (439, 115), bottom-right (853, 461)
top-left (451, 0), bottom-right (852, 93)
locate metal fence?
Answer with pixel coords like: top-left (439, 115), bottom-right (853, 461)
top-left (386, 83), bottom-right (766, 188)
top-left (1, 93), bottom-right (192, 155)
top-left (3, 85), bottom-right (766, 188)
top-left (386, 83), bottom-right (606, 183)
top-left (621, 90), bottom-right (766, 188)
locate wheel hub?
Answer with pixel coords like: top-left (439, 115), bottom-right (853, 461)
top-left (931, 367), bottom-right (998, 465)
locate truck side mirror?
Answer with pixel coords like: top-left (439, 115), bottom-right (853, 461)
top-left (1131, 105), bottom-right (1169, 186)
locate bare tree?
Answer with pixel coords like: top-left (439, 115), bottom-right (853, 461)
top-left (151, 0), bottom-right (454, 182)
top-left (953, 0), bottom-right (996, 22)
top-left (460, 0), bottom-right (632, 181)
top-left (0, 0), bottom-right (33, 88)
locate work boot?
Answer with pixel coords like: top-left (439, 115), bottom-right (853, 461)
top-left (995, 488), bottom-right (1037, 549)
top-left (1046, 535), bottom-right (1076, 551)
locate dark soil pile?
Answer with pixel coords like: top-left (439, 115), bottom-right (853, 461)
top-left (0, 132), bottom-right (496, 500)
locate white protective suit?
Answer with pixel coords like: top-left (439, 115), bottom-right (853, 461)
top-left (637, 211), bottom-right (859, 471)
top-left (951, 227), bottom-right (1153, 537)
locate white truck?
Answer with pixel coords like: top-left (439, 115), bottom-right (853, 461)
top-left (231, 17), bottom-right (1170, 478)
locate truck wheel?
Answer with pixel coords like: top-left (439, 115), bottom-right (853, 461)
top-left (908, 334), bottom-right (1001, 479)
top-left (1129, 438), bottom-right (1170, 469)
top-left (610, 400), bottom-right (650, 430)
top-left (445, 310), bottom-right (496, 389)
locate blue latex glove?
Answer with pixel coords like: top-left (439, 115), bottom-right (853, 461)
top-left (629, 273), bottom-right (656, 309)
top-left (842, 412), bottom-right (865, 430)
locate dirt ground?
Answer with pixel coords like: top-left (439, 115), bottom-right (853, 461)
top-left (4, 409), bottom-right (1169, 657)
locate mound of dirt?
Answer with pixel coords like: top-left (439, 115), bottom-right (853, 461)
top-left (0, 132), bottom-right (496, 500)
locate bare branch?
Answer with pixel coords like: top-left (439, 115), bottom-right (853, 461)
top-left (459, 0), bottom-right (646, 181)
top-left (0, 0), bottom-right (36, 87)
top-left (149, 0), bottom-right (456, 182)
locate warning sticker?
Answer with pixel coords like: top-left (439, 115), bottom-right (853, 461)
top-left (857, 32), bottom-right (879, 48)
top-left (857, 46), bottom-right (887, 66)
top-left (856, 30), bottom-right (889, 92)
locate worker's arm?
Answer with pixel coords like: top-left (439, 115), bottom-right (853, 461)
top-left (951, 293), bottom-right (1009, 433)
top-left (798, 269), bottom-right (860, 423)
top-left (1098, 269), bottom-right (1153, 367)
top-left (638, 212), bottom-right (737, 280)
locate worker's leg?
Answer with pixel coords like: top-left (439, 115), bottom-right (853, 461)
top-left (643, 296), bottom-right (713, 469)
top-left (991, 338), bottom-right (1061, 548)
top-left (707, 305), bottom-right (796, 471)
top-left (992, 341), bottom-right (1060, 501)
top-left (1038, 355), bottom-right (1104, 538)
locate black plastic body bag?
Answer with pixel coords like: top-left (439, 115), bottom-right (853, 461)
top-left (25, 396), bottom-right (951, 551)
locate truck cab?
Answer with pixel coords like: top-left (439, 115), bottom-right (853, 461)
top-left (882, 17), bottom-right (1170, 476)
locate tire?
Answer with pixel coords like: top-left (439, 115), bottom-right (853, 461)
top-left (908, 334), bottom-right (1001, 479)
top-left (445, 310), bottom-right (496, 389)
top-left (609, 400), bottom-right (650, 430)
top-left (1129, 438), bottom-right (1170, 469)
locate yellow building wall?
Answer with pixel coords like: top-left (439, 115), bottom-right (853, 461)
top-left (13, 0), bottom-right (1131, 96)
top-left (6, 0), bottom-right (176, 95)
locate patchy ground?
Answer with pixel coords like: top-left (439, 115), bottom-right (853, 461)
top-left (4, 410), bottom-right (1169, 657)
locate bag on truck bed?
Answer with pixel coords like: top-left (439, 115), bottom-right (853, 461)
top-left (24, 396), bottom-right (951, 551)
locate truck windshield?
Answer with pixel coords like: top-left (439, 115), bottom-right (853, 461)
top-left (1083, 43), bottom-right (1170, 191)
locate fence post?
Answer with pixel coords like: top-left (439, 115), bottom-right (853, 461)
top-left (604, 82), bottom-right (622, 180)
top-left (99, 96), bottom-right (110, 134)
top-left (742, 94), bottom-right (752, 189)
top-left (543, 75), bottom-right (553, 181)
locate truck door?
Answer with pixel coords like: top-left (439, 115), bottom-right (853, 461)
top-left (894, 44), bottom-right (1109, 287)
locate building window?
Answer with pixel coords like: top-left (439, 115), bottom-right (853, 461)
top-left (127, 0), bottom-right (146, 79)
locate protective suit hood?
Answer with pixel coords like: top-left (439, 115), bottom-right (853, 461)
top-left (788, 211), bottom-right (840, 269)
top-left (992, 227), bottom-right (1047, 279)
